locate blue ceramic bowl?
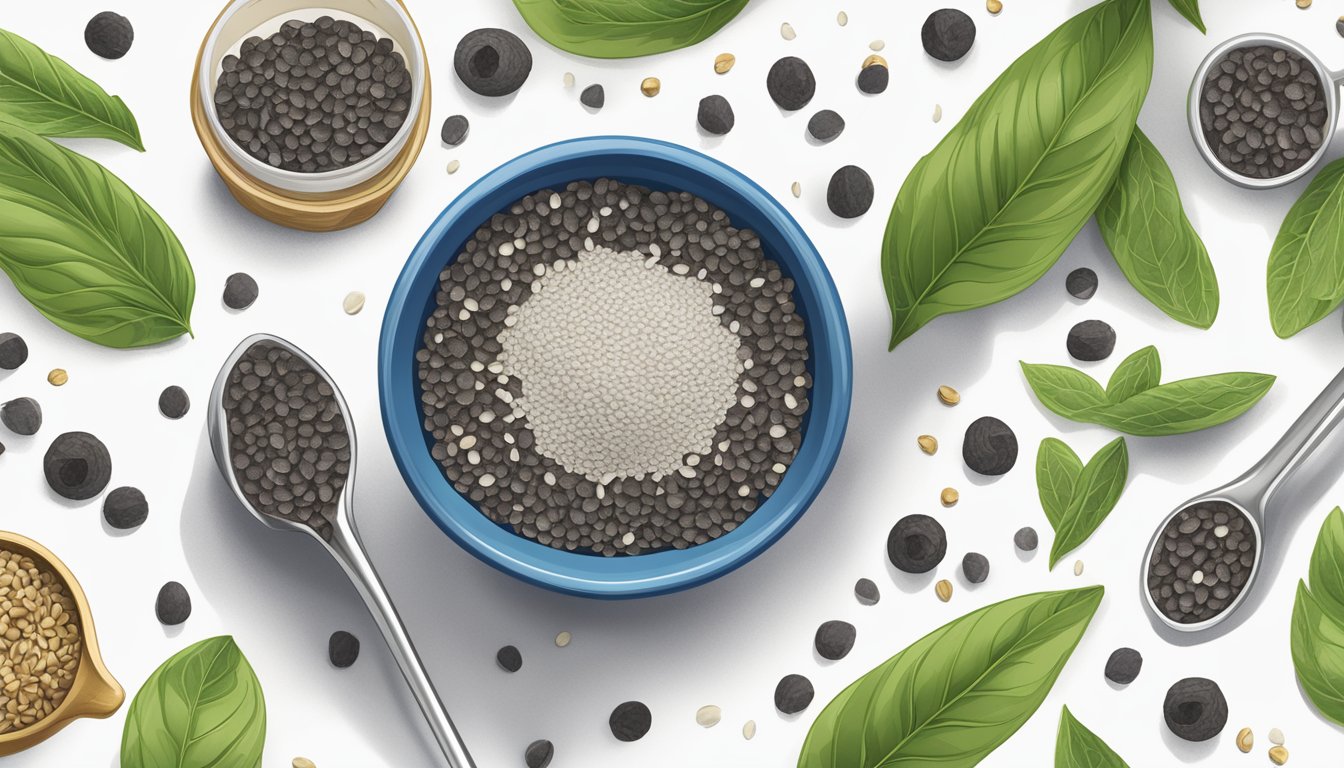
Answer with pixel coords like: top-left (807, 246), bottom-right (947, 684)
top-left (379, 137), bottom-right (851, 598)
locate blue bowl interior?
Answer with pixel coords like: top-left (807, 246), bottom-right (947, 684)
top-left (379, 137), bottom-right (851, 598)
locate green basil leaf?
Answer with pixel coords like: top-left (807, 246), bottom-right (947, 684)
top-left (121, 636), bottom-right (267, 768)
top-left (1098, 128), bottom-right (1218, 328)
top-left (1037, 438), bottom-right (1083, 531)
top-left (883, 0), bottom-right (1153, 348)
top-left (1021, 362), bottom-right (1110, 418)
top-left (1105, 345), bottom-right (1161, 403)
top-left (0, 27), bottom-right (143, 150)
top-left (0, 122), bottom-right (193, 348)
top-left (1056, 706), bottom-right (1131, 767)
top-left (512, 0), bottom-right (749, 59)
top-left (1267, 157), bottom-right (1344, 338)
top-left (1291, 582), bottom-right (1344, 727)
top-left (1165, 0), bottom-right (1206, 33)
top-left (1046, 437), bottom-right (1128, 569)
top-left (1309, 508), bottom-right (1344, 618)
top-left (798, 587), bottom-right (1103, 768)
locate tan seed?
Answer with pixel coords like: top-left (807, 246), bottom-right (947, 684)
top-left (554, 631), bottom-right (572, 647)
top-left (640, 77), bottom-right (661, 97)
top-left (935, 579), bottom-right (953, 602)
top-left (742, 719), bottom-right (756, 740)
top-left (1296, 0), bottom-right (1311, 8)
top-left (790, 181), bottom-right (801, 198)
top-left (1236, 728), bottom-right (1253, 753)
top-left (781, 22), bottom-right (796, 41)
top-left (987, 0), bottom-right (1003, 14)
top-left (1073, 560), bottom-right (1085, 576)
top-left (940, 487), bottom-right (959, 507)
top-left (1269, 728), bottom-right (1284, 745)
top-left (937, 385), bottom-right (960, 405)
top-left (1269, 745), bottom-right (1289, 765)
top-left (917, 435), bottom-right (938, 455)
top-left (46, 369), bottom-right (67, 387)
top-left (714, 53), bottom-right (736, 74)
top-left (933, 104), bottom-right (943, 122)
top-left (342, 291), bottom-right (365, 315)
top-left (869, 39), bottom-right (885, 51)
top-left (562, 71), bottom-right (575, 88)
top-left (837, 11), bottom-right (848, 26)
top-left (293, 759), bottom-right (317, 768)
top-left (696, 704), bottom-right (721, 728)
top-left (863, 54), bottom-right (887, 70)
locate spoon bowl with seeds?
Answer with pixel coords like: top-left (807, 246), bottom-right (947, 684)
top-left (208, 333), bottom-right (474, 768)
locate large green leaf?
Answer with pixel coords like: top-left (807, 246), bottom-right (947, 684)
top-left (1020, 361), bottom-right (1109, 416)
top-left (1105, 345), bottom-right (1161, 403)
top-left (1098, 128), bottom-right (1217, 328)
top-left (1292, 583), bottom-right (1344, 727)
top-left (1056, 706), bottom-right (1130, 767)
top-left (1267, 158), bottom-right (1344, 338)
top-left (0, 27), bottom-right (142, 149)
top-left (1165, 0), bottom-right (1206, 33)
top-left (798, 587), bottom-right (1103, 768)
top-left (121, 636), bottom-right (267, 768)
top-left (512, 0), bottom-right (749, 59)
top-left (883, 0), bottom-right (1153, 348)
top-left (1039, 437), bottom-right (1128, 569)
top-left (0, 121), bottom-right (192, 347)
top-left (1036, 438), bottom-right (1083, 532)
top-left (1309, 508), bottom-right (1344, 618)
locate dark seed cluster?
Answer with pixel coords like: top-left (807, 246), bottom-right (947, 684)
top-left (962, 416), bottom-right (1017, 476)
top-left (1067, 319), bottom-right (1116, 362)
top-left (1199, 45), bottom-right (1329, 179)
top-left (222, 341), bottom-right (351, 542)
top-left (922, 9), bottom-right (976, 62)
top-left (1147, 501), bottom-right (1256, 625)
top-left (1163, 677), bottom-right (1228, 742)
top-left (887, 514), bottom-right (946, 574)
top-left (213, 16), bottom-right (413, 173)
top-left (44, 432), bottom-right (112, 501)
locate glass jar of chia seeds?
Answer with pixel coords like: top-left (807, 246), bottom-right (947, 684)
top-left (191, 0), bottom-right (430, 231)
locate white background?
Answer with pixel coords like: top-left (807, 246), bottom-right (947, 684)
top-left (2, 0), bottom-right (1344, 765)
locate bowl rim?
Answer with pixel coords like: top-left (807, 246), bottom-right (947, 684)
top-left (378, 136), bottom-right (852, 599)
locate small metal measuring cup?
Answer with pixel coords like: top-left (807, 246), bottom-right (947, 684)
top-left (1142, 365), bottom-right (1344, 634)
top-left (1188, 32), bottom-right (1342, 189)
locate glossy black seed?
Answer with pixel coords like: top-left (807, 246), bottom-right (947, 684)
top-left (922, 9), bottom-right (976, 62)
top-left (1, 398), bottom-right (42, 436)
top-left (525, 739), bottom-right (554, 768)
top-left (496, 644), bottom-right (522, 673)
top-left (158, 386), bottom-right (190, 420)
top-left (103, 486), bottom-right (148, 530)
top-left (85, 11), bottom-right (133, 60)
top-left (697, 94), bottom-right (735, 135)
top-left (1014, 526), bottom-right (1039, 552)
top-left (455, 28), bottom-right (532, 97)
top-left (962, 552), bottom-right (990, 584)
top-left (329, 630), bottom-right (360, 668)
top-left (814, 620), bottom-right (856, 661)
top-left (962, 416), bottom-right (1017, 476)
top-left (887, 514), bottom-right (947, 574)
top-left (766, 56), bottom-right (816, 111)
top-left (1066, 268), bottom-right (1098, 300)
top-left (854, 577), bottom-right (881, 605)
top-left (44, 432), bottom-right (112, 501)
top-left (155, 581), bottom-right (191, 625)
top-left (827, 165), bottom-right (873, 218)
top-left (223, 273), bottom-right (259, 310)
top-left (807, 109), bottom-right (845, 142)
top-left (441, 114), bottom-right (470, 146)
top-left (609, 701), bottom-right (652, 742)
top-left (1105, 647), bottom-right (1143, 685)
top-left (857, 64), bottom-right (889, 95)
top-left (1164, 677), bottom-right (1228, 742)
top-left (774, 674), bottom-right (814, 715)
top-left (580, 84), bottom-right (605, 109)
top-left (1067, 319), bottom-right (1116, 361)
top-left (0, 333), bottom-right (27, 371)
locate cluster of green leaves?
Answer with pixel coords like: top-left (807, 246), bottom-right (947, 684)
top-left (1022, 345), bottom-right (1274, 436)
top-left (1291, 508), bottom-right (1344, 726)
top-left (1038, 437), bottom-right (1128, 569)
top-left (1056, 706), bottom-right (1131, 767)
top-left (513, 0), bottom-right (749, 58)
top-left (1267, 159), bottom-right (1344, 338)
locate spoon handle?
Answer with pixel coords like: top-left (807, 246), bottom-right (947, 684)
top-left (328, 530), bottom-right (476, 768)
top-left (1236, 364), bottom-right (1344, 513)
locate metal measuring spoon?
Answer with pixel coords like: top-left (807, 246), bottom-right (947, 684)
top-left (1141, 365), bottom-right (1344, 634)
top-left (1188, 32), bottom-right (1343, 189)
top-left (207, 334), bottom-right (475, 768)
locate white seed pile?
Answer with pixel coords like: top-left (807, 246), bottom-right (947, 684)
top-left (0, 550), bottom-right (81, 733)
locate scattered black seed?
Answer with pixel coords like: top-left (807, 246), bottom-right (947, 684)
top-left (1067, 320), bottom-right (1116, 362)
top-left (1164, 677), bottom-right (1228, 742)
top-left (1066, 268), bottom-right (1098, 300)
top-left (455, 28), bottom-right (532, 97)
top-left (44, 432), bottom-right (112, 501)
top-left (807, 110), bottom-right (845, 142)
top-left (827, 165), bottom-right (873, 218)
top-left (0, 332), bottom-right (27, 371)
top-left (158, 386), bottom-right (190, 420)
top-left (0, 441), bottom-right (5, 457)
top-left (814, 620), bottom-right (856, 661)
top-left (496, 644), bottom-right (523, 673)
top-left (223, 273), bottom-right (259, 310)
top-left (766, 56), bottom-right (816, 111)
top-left (441, 114), bottom-right (470, 146)
top-left (922, 9), bottom-right (976, 62)
top-left (1014, 526), bottom-right (1039, 552)
top-left (609, 701), bottom-right (652, 742)
top-left (697, 95), bottom-right (735, 135)
top-left (580, 84), bottom-right (605, 109)
top-left (1147, 501), bottom-right (1256, 625)
top-left (1105, 647), bottom-right (1143, 685)
top-left (1, 398), bottom-right (41, 436)
top-left (887, 514), bottom-right (947, 574)
top-left (155, 581), bottom-right (191, 625)
top-left (329, 630), bottom-right (360, 668)
top-left (524, 739), bottom-right (554, 768)
top-left (85, 11), bottom-right (133, 59)
top-left (854, 577), bottom-right (880, 605)
top-left (961, 416), bottom-right (1017, 476)
top-left (103, 486), bottom-right (148, 530)
top-left (774, 674), bottom-right (814, 715)
top-left (962, 552), bottom-right (990, 584)
top-left (856, 63), bottom-right (889, 95)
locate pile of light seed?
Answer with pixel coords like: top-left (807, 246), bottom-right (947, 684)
top-left (0, 550), bottom-right (81, 734)
top-left (222, 341), bottom-right (351, 541)
top-left (1147, 501), bottom-right (1256, 624)
top-left (416, 179), bottom-right (812, 556)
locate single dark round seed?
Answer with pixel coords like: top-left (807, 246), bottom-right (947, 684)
top-left (854, 577), bottom-right (881, 605)
top-left (1105, 647), bottom-right (1143, 685)
top-left (580, 84), bottom-right (605, 109)
top-left (85, 11), bottom-right (133, 59)
top-left (158, 386), bottom-right (190, 420)
top-left (1014, 526), bottom-right (1039, 552)
top-left (961, 416), bottom-right (1017, 476)
top-left (103, 486), bottom-right (148, 529)
top-left (827, 165), bottom-right (873, 218)
top-left (856, 64), bottom-right (889, 95)
top-left (455, 28), bottom-right (532, 97)
top-left (774, 674), bottom-right (814, 715)
top-left (1, 397), bottom-right (42, 436)
top-left (441, 114), bottom-right (470, 146)
top-left (814, 620), bottom-right (856, 661)
top-left (922, 9), bottom-right (976, 62)
top-left (1164, 677), bottom-right (1228, 742)
top-left (1066, 268), bottom-right (1098, 300)
top-left (155, 581), bottom-right (191, 625)
top-left (888, 514), bottom-right (947, 574)
top-left (329, 630), bottom-right (360, 668)
top-left (807, 110), bottom-right (845, 142)
top-left (0, 332), bottom-right (27, 371)
top-left (524, 739), bottom-right (554, 768)
top-left (223, 273), bottom-right (259, 310)
top-left (697, 95), bottom-right (735, 135)
top-left (44, 431), bottom-right (112, 501)
top-left (609, 701), bottom-right (652, 741)
top-left (962, 552), bottom-right (990, 584)
top-left (496, 644), bottom-right (523, 673)
top-left (1067, 320), bottom-right (1117, 361)
top-left (766, 56), bottom-right (816, 111)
